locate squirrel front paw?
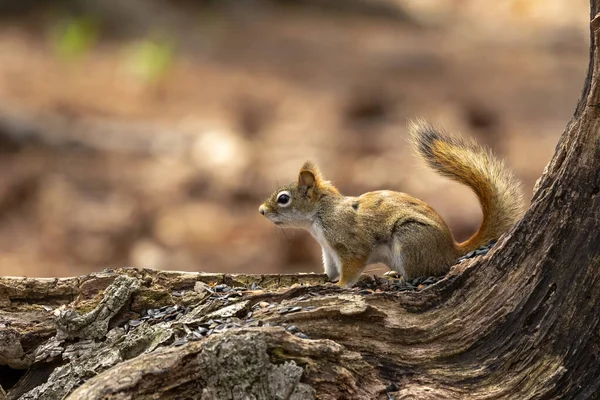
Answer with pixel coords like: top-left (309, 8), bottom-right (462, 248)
top-left (336, 279), bottom-right (352, 288)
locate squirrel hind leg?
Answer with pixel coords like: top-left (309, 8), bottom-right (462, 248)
top-left (387, 240), bottom-right (407, 277)
top-left (391, 225), bottom-right (457, 280)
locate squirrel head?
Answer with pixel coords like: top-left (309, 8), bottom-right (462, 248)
top-left (259, 160), bottom-right (339, 228)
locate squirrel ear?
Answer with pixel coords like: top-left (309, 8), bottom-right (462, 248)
top-left (299, 170), bottom-right (316, 187)
top-left (298, 160), bottom-right (322, 187)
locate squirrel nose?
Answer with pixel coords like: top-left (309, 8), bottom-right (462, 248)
top-left (259, 205), bottom-right (266, 215)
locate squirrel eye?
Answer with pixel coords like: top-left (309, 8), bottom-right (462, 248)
top-left (276, 191), bottom-right (292, 207)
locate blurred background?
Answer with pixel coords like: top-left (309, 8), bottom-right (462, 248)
top-left (0, 0), bottom-right (589, 277)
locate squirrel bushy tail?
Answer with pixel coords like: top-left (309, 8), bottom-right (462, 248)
top-left (408, 119), bottom-right (525, 254)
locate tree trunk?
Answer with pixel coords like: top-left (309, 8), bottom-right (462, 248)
top-left (2, 3), bottom-right (600, 400)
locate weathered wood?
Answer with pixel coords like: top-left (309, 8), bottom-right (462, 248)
top-left (1, 269), bottom-right (385, 399)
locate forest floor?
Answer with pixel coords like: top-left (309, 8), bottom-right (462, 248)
top-left (0, 2), bottom-right (588, 277)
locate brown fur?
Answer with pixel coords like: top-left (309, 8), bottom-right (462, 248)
top-left (408, 119), bottom-right (526, 253)
top-left (259, 121), bottom-right (526, 287)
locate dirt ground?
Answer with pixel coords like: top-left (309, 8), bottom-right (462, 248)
top-left (0, 1), bottom-right (590, 277)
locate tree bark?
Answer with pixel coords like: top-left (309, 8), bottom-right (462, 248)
top-left (2, 2), bottom-right (600, 400)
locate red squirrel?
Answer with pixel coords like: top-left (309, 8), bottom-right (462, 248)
top-left (259, 120), bottom-right (525, 287)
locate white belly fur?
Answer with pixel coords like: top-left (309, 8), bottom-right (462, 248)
top-left (367, 239), bottom-right (406, 276)
top-left (310, 221), bottom-right (341, 274)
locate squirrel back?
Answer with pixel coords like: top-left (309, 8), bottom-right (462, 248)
top-left (408, 119), bottom-right (526, 254)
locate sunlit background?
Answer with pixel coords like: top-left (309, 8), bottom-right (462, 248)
top-left (0, 0), bottom-right (589, 277)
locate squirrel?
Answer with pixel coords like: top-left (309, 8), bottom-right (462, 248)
top-left (258, 120), bottom-right (525, 288)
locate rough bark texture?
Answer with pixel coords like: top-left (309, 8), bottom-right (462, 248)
top-left (1, 2), bottom-right (600, 400)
